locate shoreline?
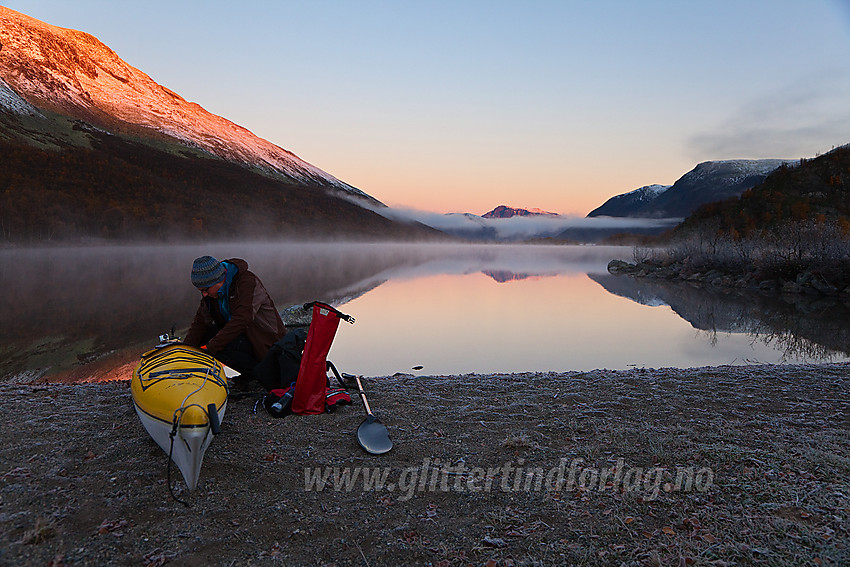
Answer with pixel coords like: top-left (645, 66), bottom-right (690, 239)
top-left (2, 362), bottom-right (848, 566)
top-left (608, 258), bottom-right (850, 297)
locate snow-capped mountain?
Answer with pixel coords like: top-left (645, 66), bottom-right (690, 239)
top-left (482, 205), bottom-right (559, 219)
top-left (587, 184), bottom-right (671, 218)
top-left (0, 6), bottom-right (372, 202)
top-left (588, 159), bottom-right (790, 218)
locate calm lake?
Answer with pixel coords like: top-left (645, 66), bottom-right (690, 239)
top-left (2, 242), bottom-right (849, 380)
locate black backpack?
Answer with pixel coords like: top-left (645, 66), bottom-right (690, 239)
top-left (253, 328), bottom-right (352, 417)
top-left (254, 328), bottom-right (307, 391)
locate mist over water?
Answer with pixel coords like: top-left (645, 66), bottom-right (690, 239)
top-left (2, 242), bottom-right (848, 380)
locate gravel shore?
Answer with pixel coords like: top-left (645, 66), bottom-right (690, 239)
top-left (1, 363), bottom-right (848, 566)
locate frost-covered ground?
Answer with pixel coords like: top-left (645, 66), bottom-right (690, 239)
top-left (1, 363), bottom-right (847, 566)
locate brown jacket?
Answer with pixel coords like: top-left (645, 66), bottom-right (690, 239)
top-left (184, 258), bottom-right (286, 360)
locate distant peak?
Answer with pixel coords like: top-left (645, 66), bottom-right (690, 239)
top-left (482, 205), bottom-right (559, 219)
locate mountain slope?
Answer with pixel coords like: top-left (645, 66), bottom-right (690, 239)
top-left (587, 184), bottom-right (671, 218)
top-left (0, 8), bottom-right (447, 242)
top-left (674, 145), bottom-right (850, 237)
top-left (589, 160), bottom-right (789, 218)
top-left (0, 6), bottom-right (372, 201)
top-left (0, 76), bottom-right (43, 117)
top-left (0, 121), bottom-right (436, 241)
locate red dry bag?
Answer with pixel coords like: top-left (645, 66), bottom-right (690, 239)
top-left (290, 302), bottom-right (354, 415)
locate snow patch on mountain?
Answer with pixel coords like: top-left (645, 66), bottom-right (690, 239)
top-left (683, 159), bottom-right (790, 185)
top-left (0, 76), bottom-right (42, 117)
top-left (623, 184), bottom-right (671, 199)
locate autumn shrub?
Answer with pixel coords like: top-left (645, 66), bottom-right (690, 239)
top-left (649, 218), bottom-right (850, 284)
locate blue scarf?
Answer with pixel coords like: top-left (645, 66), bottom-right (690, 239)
top-left (217, 261), bottom-right (238, 322)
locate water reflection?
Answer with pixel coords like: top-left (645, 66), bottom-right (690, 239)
top-left (590, 273), bottom-right (850, 363)
top-left (2, 243), bottom-right (848, 380)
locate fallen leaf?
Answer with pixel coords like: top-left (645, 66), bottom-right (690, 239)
top-left (662, 526), bottom-right (675, 535)
top-left (144, 550), bottom-right (176, 567)
top-left (96, 519), bottom-right (128, 537)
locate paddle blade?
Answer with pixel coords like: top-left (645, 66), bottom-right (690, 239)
top-left (357, 415), bottom-right (392, 454)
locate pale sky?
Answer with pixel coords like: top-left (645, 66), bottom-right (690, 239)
top-left (5, 1), bottom-right (850, 215)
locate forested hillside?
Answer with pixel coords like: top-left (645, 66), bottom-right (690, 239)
top-left (675, 146), bottom-right (850, 238)
top-left (0, 130), bottom-right (435, 242)
top-left (625, 145), bottom-right (850, 294)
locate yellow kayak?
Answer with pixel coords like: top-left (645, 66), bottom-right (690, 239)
top-left (131, 343), bottom-right (228, 491)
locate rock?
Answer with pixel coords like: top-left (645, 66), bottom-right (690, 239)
top-left (280, 304), bottom-right (312, 327)
top-left (607, 259), bottom-right (633, 274)
top-left (482, 536), bottom-right (508, 548)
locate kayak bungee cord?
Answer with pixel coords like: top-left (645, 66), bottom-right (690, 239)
top-left (166, 368), bottom-right (213, 506)
top-left (167, 419), bottom-right (190, 507)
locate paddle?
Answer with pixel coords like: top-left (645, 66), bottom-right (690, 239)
top-left (351, 374), bottom-right (392, 454)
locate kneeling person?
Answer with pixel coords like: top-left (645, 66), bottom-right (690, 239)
top-left (184, 256), bottom-right (286, 381)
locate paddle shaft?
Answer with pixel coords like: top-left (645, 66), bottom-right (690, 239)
top-left (353, 374), bottom-right (374, 416)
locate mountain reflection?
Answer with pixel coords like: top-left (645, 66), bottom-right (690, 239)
top-left (4, 243), bottom-right (848, 380)
top-left (589, 273), bottom-right (850, 361)
top-left (0, 243), bottom-right (630, 379)
top-left (0, 243), bottom-right (446, 379)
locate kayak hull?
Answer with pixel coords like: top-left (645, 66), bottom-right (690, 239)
top-left (131, 344), bottom-right (228, 491)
